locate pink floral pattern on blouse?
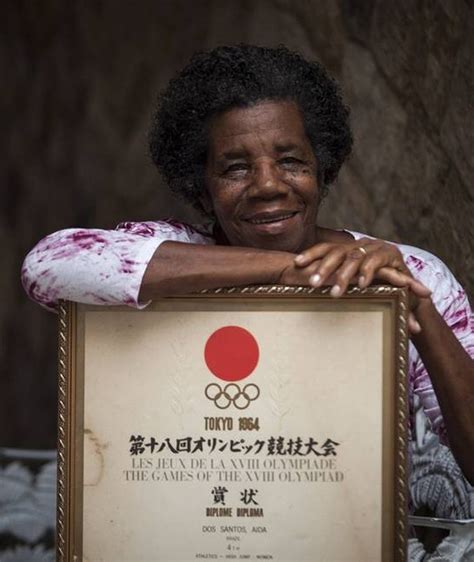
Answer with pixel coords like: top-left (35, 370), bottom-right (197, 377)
top-left (349, 232), bottom-right (474, 445)
top-left (21, 220), bottom-right (474, 443)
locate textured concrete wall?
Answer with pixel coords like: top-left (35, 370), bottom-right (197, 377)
top-left (2, 0), bottom-right (473, 447)
top-left (328, 0), bottom-right (474, 294)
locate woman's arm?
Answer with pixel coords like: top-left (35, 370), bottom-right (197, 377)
top-left (22, 221), bottom-right (316, 310)
top-left (22, 221), bottom-right (302, 310)
top-left (139, 240), bottom-right (295, 299)
top-left (140, 232), bottom-right (422, 300)
top-left (412, 298), bottom-right (474, 484)
top-left (21, 228), bottom-right (168, 310)
top-left (293, 236), bottom-right (474, 484)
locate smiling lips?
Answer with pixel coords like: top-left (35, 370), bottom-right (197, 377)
top-left (244, 211), bottom-right (298, 225)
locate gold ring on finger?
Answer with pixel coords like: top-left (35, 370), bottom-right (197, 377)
top-left (357, 246), bottom-right (368, 257)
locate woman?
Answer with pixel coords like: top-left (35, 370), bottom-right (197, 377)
top-left (22, 45), bottom-right (474, 486)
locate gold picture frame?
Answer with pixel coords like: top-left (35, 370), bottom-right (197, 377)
top-left (57, 286), bottom-right (409, 561)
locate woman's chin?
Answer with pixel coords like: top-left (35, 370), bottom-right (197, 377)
top-left (247, 227), bottom-right (316, 254)
top-left (241, 232), bottom-right (310, 254)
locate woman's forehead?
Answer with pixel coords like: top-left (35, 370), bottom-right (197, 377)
top-left (207, 100), bottom-right (310, 155)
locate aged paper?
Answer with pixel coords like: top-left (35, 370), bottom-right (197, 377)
top-left (79, 299), bottom-right (388, 561)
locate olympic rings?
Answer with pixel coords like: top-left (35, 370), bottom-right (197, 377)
top-left (204, 382), bottom-right (260, 410)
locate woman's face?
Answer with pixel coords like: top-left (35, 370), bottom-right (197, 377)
top-left (204, 100), bottom-right (320, 254)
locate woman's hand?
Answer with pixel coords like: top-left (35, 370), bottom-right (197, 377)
top-left (279, 238), bottom-right (432, 334)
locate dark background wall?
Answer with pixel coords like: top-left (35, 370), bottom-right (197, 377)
top-left (2, 0), bottom-right (473, 448)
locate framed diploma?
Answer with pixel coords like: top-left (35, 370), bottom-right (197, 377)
top-left (57, 286), bottom-right (409, 562)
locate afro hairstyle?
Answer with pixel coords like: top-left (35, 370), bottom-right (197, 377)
top-left (149, 44), bottom-right (353, 213)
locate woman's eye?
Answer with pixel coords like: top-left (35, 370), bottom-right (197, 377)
top-left (225, 163), bottom-right (249, 174)
top-left (279, 157), bottom-right (303, 167)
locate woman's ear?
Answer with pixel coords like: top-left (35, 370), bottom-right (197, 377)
top-left (199, 189), bottom-right (214, 216)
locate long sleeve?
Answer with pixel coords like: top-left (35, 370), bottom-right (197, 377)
top-left (21, 220), bottom-right (214, 312)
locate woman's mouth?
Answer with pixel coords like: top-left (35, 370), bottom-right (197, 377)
top-left (243, 211), bottom-right (300, 235)
top-left (245, 211), bottom-right (298, 225)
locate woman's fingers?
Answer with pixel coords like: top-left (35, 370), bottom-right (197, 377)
top-left (312, 245), bottom-right (391, 294)
top-left (294, 238), bottom-right (375, 268)
top-left (408, 278), bottom-right (432, 297)
top-left (294, 243), bottom-right (338, 268)
top-left (355, 252), bottom-right (394, 288)
top-left (325, 253), bottom-right (373, 295)
top-left (408, 312), bottom-right (422, 334)
top-left (375, 267), bottom-right (431, 297)
top-left (292, 240), bottom-right (432, 306)
top-left (307, 247), bottom-right (350, 288)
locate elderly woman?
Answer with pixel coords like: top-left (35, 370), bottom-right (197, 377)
top-left (22, 45), bottom-right (474, 490)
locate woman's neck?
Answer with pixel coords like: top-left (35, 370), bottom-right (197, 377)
top-left (315, 226), bottom-right (354, 244)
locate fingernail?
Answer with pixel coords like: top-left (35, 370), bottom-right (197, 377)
top-left (330, 284), bottom-right (341, 297)
top-left (416, 281), bottom-right (431, 294)
top-left (358, 275), bottom-right (365, 288)
top-left (310, 274), bottom-right (321, 287)
top-left (413, 320), bottom-right (421, 333)
top-left (294, 254), bottom-right (305, 265)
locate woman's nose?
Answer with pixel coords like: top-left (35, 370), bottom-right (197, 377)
top-left (250, 161), bottom-right (287, 198)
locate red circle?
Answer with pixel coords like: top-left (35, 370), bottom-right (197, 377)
top-left (204, 326), bottom-right (259, 382)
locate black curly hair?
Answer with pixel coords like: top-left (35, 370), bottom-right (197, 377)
top-left (149, 44), bottom-right (352, 214)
